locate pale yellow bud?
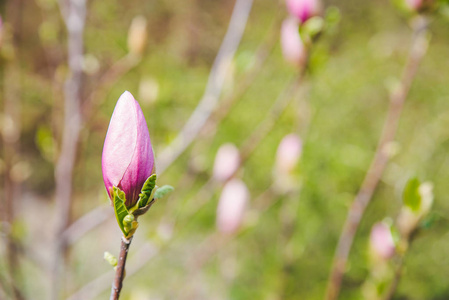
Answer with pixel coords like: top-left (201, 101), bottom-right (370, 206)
top-left (127, 16), bottom-right (148, 56)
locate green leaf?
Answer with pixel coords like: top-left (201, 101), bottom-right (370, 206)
top-left (138, 174), bottom-right (157, 208)
top-left (113, 186), bottom-right (130, 236)
top-left (403, 177), bottom-right (422, 212)
top-left (154, 185), bottom-right (174, 200)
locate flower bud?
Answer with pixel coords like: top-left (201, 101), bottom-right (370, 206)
top-left (405, 0), bottom-right (423, 10)
top-left (212, 143), bottom-right (240, 182)
top-left (216, 179), bottom-right (249, 234)
top-left (280, 18), bottom-right (307, 68)
top-left (275, 134), bottom-right (302, 176)
top-left (127, 15), bottom-right (148, 56)
top-left (102, 91), bottom-right (155, 207)
top-left (285, 0), bottom-right (322, 24)
top-left (138, 76), bottom-right (159, 106)
top-left (369, 222), bottom-right (395, 261)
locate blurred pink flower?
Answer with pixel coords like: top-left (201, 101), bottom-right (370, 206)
top-left (370, 222), bottom-right (395, 260)
top-left (404, 0), bottom-right (422, 10)
top-left (216, 179), bottom-right (249, 234)
top-left (286, 0), bottom-right (321, 24)
top-left (275, 133), bottom-right (302, 175)
top-left (213, 143), bottom-right (240, 182)
top-left (281, 18), bottom-right (307, 68)
top-left (102, 91), bottom-right (155, 207)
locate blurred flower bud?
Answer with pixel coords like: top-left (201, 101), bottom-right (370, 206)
top-left (138, 76), bottom-right (159, 106)
top-left (216, 179), bottom-right (249, 234)
top-left (102, 91), bottom-right (155, 207)
top-left (81, 54), bottom-right (100, 75)
top-left (281, 18), bottom-right (307, 68)
top-left (127, 15), bottom-right (148, 56)
top-left (286, 0), bottom-right (322, 24)
top-left (275, 134), bottom-right (302, 176)
top-left (369, 222), bottom-right (395, 261)
top-left (397, 182), bottom-right (433, 238)
top-left (403, 0), bottom-right (433, 12)
top-left (405, 0), bottom-right (422, 10)
top-left (213, 143), bottom-right (240, 182)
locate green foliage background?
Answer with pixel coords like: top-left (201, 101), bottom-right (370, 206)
top-left (1, 0), bottom-right (449, 299)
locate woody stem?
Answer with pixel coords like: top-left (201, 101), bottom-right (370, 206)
top-left (110, 236), bottom-right (133, 300)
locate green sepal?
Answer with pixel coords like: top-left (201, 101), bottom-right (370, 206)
top-left (112, 186), bottom-right (130, 236)
top-left (403, 177), bottom-right (421, 212)
top-left (137, 174), bottom-right (157, 209)
top-left (154, 185), bottom-right (174, 200)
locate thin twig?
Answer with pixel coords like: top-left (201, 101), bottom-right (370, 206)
top-left (110, 237), bottom-right (133, 300)
top-left (199, 11), bottom-right (282, 139)
top-left (67, 242), bottom-right (158, 300)
top-left (325, 16), bottom-right (430, 300)
top-left (52, 0), bottom-right (87, 299)
top-left (382, 257), bottom-right (404, 300)
top-left (157, 0), bottom-right (254, 174)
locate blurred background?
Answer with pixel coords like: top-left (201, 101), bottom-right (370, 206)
top-left (1, 0), bottom-right (449, 299)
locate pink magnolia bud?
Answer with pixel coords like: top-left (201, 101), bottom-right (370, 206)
top-left (285, 0), bottom-right (321, 24)
top-left (213, 143), bottom-right (240, 182)
top-left (275, 134), bottom-right (302, 175)
top-left (102, 91), bottom-right (155, 207)
top-left (280, 18), bottom-right (307, 68)
top-left (216, 179), bottom-right (249, 234)
top-left (369, 222), bottom-right (395, 261)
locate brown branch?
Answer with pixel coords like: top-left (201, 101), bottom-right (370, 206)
top-left (110, 237), bottom-right (133, 300)
top-left (325, 16), bottom-right (430, 300)
top-left (52, 0), bottom-right (87, 299)
top-left (199, 11), bottom-right (282, 139)
top-left (2, 1), bottom-right (25, 298)
top-left (382, 257), bottom-right (404, 300)
top-left (157, 0), bottom-right (255, 174)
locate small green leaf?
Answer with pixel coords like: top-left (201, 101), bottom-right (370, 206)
top-left (154, 185), bottom-right (174, 200)
top-left (138, 174), bottom-right (157, 208)
top-left (104, 251), bottom-right (118, 267)
top-left (123, 214), bottom-right (135, 234)
top-left (403, 177), bottom-right (421, 212)
top-left (113, 186), bottom-right (130, 236)
top-left (125, 220), bottom-right (139, 238)
top-left (302, 16), bottom-right (325, 39)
